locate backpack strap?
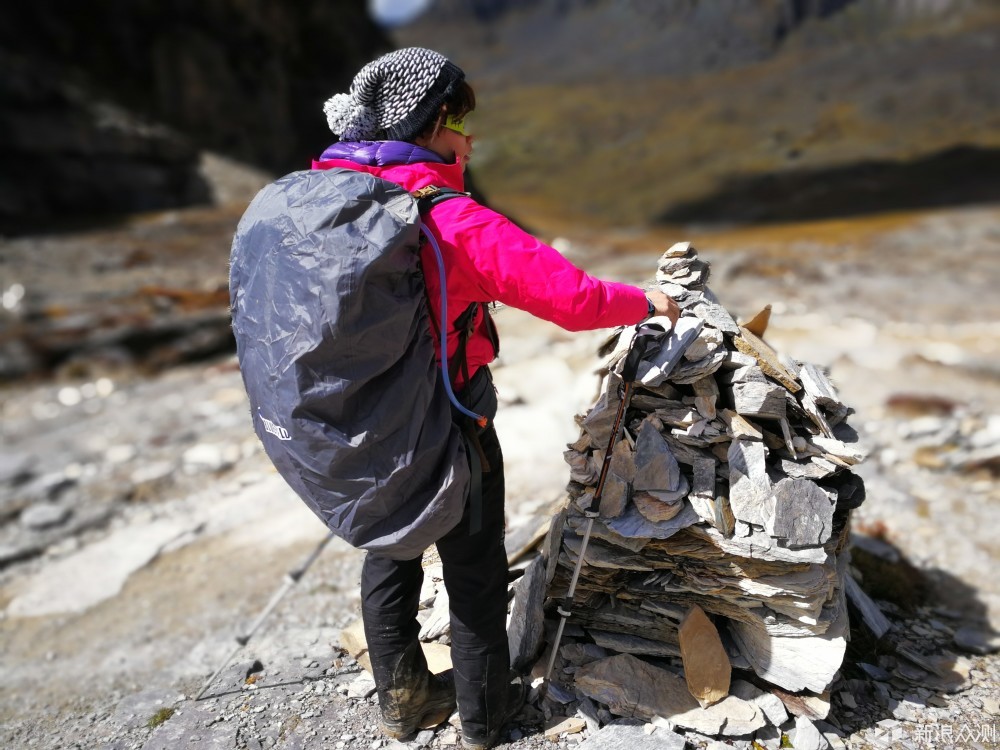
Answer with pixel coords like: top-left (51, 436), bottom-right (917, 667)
top-left (412, 184), bottom-right (485, 404)
top-left (413, 185), bottom-right (491, 534)
top-left (412, 184), bottom-right (471, 211)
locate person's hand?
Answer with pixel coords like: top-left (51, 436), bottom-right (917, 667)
top-left (646, 290), bottom-right (680, 329)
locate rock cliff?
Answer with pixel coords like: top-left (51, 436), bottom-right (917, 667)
top-left (0, 1), bottom-right (389, 231)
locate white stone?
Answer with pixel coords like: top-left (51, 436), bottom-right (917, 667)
top-left (19, 502), bottom-right (71, 530)
top-left (6, 519), bottom-right (190, 616)
top-left (789, 715), bottom-right (829, 750)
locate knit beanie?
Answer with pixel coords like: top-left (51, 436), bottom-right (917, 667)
top-left (323, 47), bottom-right (465, 142)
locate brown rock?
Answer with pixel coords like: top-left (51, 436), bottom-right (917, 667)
top-left (544, 716), bottom-right (587, 739)
top-left (340, 618), bottom-right (368, 660)
top-left (678, 605), bottom-right (731, 707)
top-left (770, 687), bottom-right (831, 720)
top-left (634, 492), bottom-right (685, 523)
top-left (732, 328), bottom-right (801, 393)
top-left (742, 305), bottom-right (772, 337)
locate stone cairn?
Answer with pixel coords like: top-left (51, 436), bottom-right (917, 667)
top-left (535, 242), bottom-right (872, 738)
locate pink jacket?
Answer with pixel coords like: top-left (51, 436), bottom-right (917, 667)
top-left (312, 151), bottom-right (649, 384)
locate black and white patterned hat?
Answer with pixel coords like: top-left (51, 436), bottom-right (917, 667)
top-left (323, 47), bottom-right (465, 142)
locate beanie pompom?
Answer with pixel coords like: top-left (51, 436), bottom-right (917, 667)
top-left (323, 94), bottom-right (377, 139)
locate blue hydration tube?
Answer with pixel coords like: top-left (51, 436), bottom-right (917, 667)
top-left (420, 222), bottom-right (488, 427)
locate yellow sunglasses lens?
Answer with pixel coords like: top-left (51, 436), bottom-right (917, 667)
top-left (443, 114), bottom-right (471, 135)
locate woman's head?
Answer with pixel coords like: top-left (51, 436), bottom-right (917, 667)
top-left (323, 47), bottom-right (474, 146)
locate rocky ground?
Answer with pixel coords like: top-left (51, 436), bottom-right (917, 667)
top-left (1, 198), bottom-right (999, 749)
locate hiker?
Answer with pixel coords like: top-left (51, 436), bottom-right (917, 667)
top-left (315, 47), bottom-right (679, 749)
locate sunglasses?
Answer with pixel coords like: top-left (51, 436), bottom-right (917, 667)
top-left (442, 113), bottom-right (473, 136)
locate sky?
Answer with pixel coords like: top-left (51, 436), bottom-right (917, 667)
top-left (368, 0), bottom-right (432, 27)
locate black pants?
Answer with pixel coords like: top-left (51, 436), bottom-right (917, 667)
top-left (360, 368), bottom-right (510, 736)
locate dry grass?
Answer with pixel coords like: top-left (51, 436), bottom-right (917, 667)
top-left (469, 10), bottom-right (1000, 228)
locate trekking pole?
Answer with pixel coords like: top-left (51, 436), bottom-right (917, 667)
top-left (543, 323), bottom-right (664, 689)
top-left (195, 531), bottom-right (336, 700)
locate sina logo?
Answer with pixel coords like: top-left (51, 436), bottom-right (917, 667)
top-left (258, 410), bottom-right (291, 441)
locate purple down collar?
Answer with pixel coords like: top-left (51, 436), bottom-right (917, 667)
top-left (319, 140), bottom-right (445, 167)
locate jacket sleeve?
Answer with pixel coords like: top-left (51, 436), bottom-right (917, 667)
top-left (428, 198), bottom-right (649, 332)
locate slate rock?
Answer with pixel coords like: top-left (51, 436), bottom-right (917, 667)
top-left (576, 721), bottom-right (687, 750)
top-left (634, 492), bottom-right (686, 523)
top-left (508, 555), bottom-right (547, 672)
top-left (638, 317), bottom-right (703, 386)
top-left (669, 694), bottom-right (766, 736)
top-left (575, 653), bottom-right (699, 721)
top-left (678, 605), bottom-right (731, 707)
top-left (729, 607), bottom-right (848, 693)
top-left (633, 420), bottom-right (684, 496)
top-left (601, 441), bottom-right (635, 519)
top-left (19, 502), bottom-right (71, 530)
top-left (112, 689), bottom-right (186, 730)
top-left (727, 439), bottom-right (772, 528)
top-left (0, 451), bottom-right (35, 484)
top-left (788, 715), bottom-right (829, 750)
top-left (729, 680), bottom-right (789, 728)
top-left (766, 478), bottom-right (836, 548)
top-left (606, 501), bottom-right (699, 540)
top-left (141, 701), bottom-right (238, 750)
top-left (953, 625), bottom-right (1000, 655)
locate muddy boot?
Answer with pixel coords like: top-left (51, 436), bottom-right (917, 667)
top-left (456, 654), bottom-right (527, 750)
top-left (371, 641), bottom-right (456, 739)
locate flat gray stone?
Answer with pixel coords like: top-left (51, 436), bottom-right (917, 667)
top-left (727, 439), bottom-right (772, 528)
top-left (692, 301), bottom-right (740, 335)
top-left (683, 326), bottom-right (724, 362)
top-left (0, 451), bottom-right (35, 484)
top-left (575, 653), bottom-right (698, 721)
top-left (729, 604), bottom-right (848, 693)
top-left (732, 381), bottom-right (786, 419)
top-left (766, 478), bottom-right (836, 548)
top-left (576, 721), bottom-right (687, 749)
top-left (587, 629), bottom-right (679, 658)
top-left (729, 680), bottom-right (789, 727)
top-left (600, 441), bottom-right (634, 519)
top-left (19, 502), bottom-right (71, 530)
top-left (779, 457), bottom-right (839, 480)
top-left (633, 420), bottom-right (684, 496)
top-left (669, 349), bottom-right (727, 385)
top-left (141, 701), bottom-right (237, 749)
top-left (638, 317), bottom-right (703, 386)
top-left (669, 694), bottom-right (765, 736)
top-left (606, 501), bottom-right (699, 540)
top-left (953, 625), bottom-right (1000, 654)
top-left (347, 671), bottom-right (376, 699)
top-left (688, 457), bottom-right (716, 524)
top-left (112, 689), bottom-right (187, 729)
top-left (508, 555), bottom-right (547, 672)
top-left (789, 715), bottom-right (829, 750)
top-left (6, 518), bottom-right (190, 616)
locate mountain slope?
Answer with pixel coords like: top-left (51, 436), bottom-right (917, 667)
top-left (397, 0), bottom-right (1000, 227)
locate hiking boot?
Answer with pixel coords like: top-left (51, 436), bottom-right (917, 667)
top-left (380, 669), bottom-right (457, 739)
top-left (373, 642), bottom-right (457, 739)
top-left (460, 678), bottom-right (528, 750)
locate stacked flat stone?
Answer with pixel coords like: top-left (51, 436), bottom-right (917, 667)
top-left (546, 242), bottom-right (869, 735)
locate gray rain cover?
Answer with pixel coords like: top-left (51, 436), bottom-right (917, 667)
top-left (229, 168), bottom-right (470, 560)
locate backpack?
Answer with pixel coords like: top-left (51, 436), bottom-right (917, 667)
top-left (229, 167), bottom-right (482, 560)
